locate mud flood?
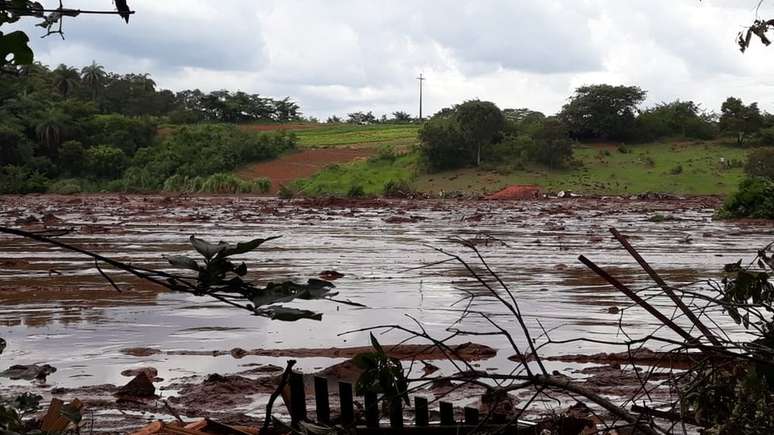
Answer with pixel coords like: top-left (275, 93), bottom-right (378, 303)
top-left (0, 194), bottom-right (772, 431)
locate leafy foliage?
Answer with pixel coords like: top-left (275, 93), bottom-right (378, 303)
top-left (720, 177), bottom-right (774, 219)
top-left (164, 235), bottom-right (339, 321)
top-left (560, 84), bottom-right (646, 141)
top-left (353, 334), bottom-right (409, 404)
top-left (745, 147), bottom-right (774, 179)
top-left (720, 97), bottom-right (763, 147)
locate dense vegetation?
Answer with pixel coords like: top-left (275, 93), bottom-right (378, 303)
top-left (0, 62), bottom-right (301, 193)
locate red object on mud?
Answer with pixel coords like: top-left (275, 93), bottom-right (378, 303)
top-left (486, 185), bottom-right (542, 200)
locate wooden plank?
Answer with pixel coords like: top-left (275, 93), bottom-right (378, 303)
top-left (40, 398), bottom-right (83, 433)
top-left (288, 372), bottom-right (306, 424)
top-left (364, 392), bottom-right (379, 428)
top-left (314, 376), bottom-right (330, 424)
top-left (414, 397), bottom-right (429, 426)
top-left (339, 382), bottom-right (354, 425)
top-left (464, 407), bottom-right (479, 426)
top-left (389, 399), bottom-right (403, 428)
top-left (439, 401), bottom-right (455, 426)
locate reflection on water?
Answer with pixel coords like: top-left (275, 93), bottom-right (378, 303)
top-left (0, 195), bottom-right (772, 390)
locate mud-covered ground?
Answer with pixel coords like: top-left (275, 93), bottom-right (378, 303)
top-left (0, 194), bottom-right (771, 432)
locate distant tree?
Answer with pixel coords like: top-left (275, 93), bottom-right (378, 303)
top-left (392, 111), bottom-right (412, 122)
top-left (34, 108), bottom-right (69, 156)
top-left (635, 100), bottom-right (717, 142)
top-left (502, 108), bottom-right (545, 136)
top-left (560, 84), bottom-right (646, 141)
top-left (58, 140), bottom-right (85, 175)
top-left (326, 115), bottom-right (342, 123)
top-left (454, 100), bottom-right (505, 166)
top-left (51, 64), bottom-right (80, 97)
top-left (0, 124), bottom-right (33, 166)
top-left (273, 97), bottom-right (301, 122)
top-left (347, 111), bottom-right (376, 124)
top-left (84, 144), bottom-right (128, 179)
top-left (418, 114), bottom-right (469, 171)
top-left (532, 117), bottom-right (573, 169)
top-left (719, 97), bottom-right (763, 146)
top-left (80, 61), bottom-right (107, 100)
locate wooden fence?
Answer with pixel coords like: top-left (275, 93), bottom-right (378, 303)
top-left (285, 372), bottom-right (536, 434)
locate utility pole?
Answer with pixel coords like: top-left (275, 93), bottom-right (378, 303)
top-left (417, 73), bottom-right (425, 121)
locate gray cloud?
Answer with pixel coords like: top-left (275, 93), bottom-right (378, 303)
top-left (10, 0), bottom-right (774, 118)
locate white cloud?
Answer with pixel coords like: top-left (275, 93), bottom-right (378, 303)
top-left (10, 0), bottom-right (774, 118)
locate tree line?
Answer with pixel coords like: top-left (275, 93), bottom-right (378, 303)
top-left (418, 84), bottom-right (774, 172)
top-left (0, 62), bottom-right (301, 194)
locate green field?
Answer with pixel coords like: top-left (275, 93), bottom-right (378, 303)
top-left (293, 123), bottom-right (420, 148)
top-left (295, 140), bottom-right (756, 197)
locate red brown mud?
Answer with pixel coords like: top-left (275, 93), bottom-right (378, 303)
top-left (514, 348), bottom-right (703, 370)
top-left (235, 148), bottom-right (375, 193)
top-left (123, 342), bottom-right (497, 361)
top-left (486, 184), bottom-right (542, 200)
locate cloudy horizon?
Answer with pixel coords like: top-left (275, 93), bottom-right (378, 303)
top-left (10, 0), bottom-right (774, 119)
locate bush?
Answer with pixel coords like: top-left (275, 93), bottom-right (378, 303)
top-left (0, 125), bottom-right (34, 166)
top-left (127, 124), bottom-right (295, 186)
top-left (418, 116), bottom-right (470, 171)
top-left (346, 184), bottom-right (365, 198)
top-left (83, 114), bottom-right (157, 155)
top-left (84, 145), bottom-right (128, 179)
top-left (745, 148), bottom-right (774, 179)
top-left (277, 184), bottom-right (298, 199)
top-left (48, 178), bottom-right (82, 195)
top-left (58, 140), bottom-right (85, 175)
top-left (382, 179), bottom-right (415, 198)
top-left (197, 173), bottom-right (269, 194)
top-left (670, 164), bottom-right (684, 175)
top-left (720, 177), bottom-right (774, 219)
top-left (0, 166), bottom-right (48, 194)
top-left (758, 127), bottom-right (774, 146)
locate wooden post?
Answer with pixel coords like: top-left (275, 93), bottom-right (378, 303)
top-left (364, 392), bottom-right (379, 428)
top-left (314, 376), bottom-right (330, 424)
top-left (288, 372), bottom-right (306, 425)
top-left (389, 399), bottom-right (403, 428)
top-left (414, 397), bottom-right (429, 426)
top-left (464, 407), bottom-right (480, 426)
top-left (339, 382), bottom-right (354, 425)
top-left (439, 401), bottom-right (455, 426)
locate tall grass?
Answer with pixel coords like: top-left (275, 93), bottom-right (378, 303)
top-left (162, 173), bottom-right (270, 194)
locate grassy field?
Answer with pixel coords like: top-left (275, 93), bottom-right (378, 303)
top-left (294, 140), bottom-right (755, 196)
top-left (293, 123), bottom-right (420, 149)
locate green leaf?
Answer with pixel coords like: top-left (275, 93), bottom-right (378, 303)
top-left (189, 235), bottom-right (227, 260)
top-left (220, 235), bottom-right (280, 258)
top-left (165, 255), bottom-right (201, 271)
top-left (0, 31), bottom-right (34, 67)
top-left (370, 333), bottom-right (385, 355)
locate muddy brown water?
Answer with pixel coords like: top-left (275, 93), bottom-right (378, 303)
top-left (0, 194), bottom-right (772, 426)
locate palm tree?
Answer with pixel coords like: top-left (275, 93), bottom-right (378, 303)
top-left (52, 64), bottom-right (80, 98)
top-left (80, 61), bottom-right (107, 100)
top-left (35, 109), bottom-right (68, 157)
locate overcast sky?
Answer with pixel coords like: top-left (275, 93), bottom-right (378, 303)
top-left (12, 0), bottom-right (774, 119)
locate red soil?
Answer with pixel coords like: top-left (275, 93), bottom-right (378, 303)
top-left (236, 148), bottom-right (375, 193)
top-left (486, 184), bottom-right (542, 200)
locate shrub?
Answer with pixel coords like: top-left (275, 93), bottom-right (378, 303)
top-left (758, 127), bottom-right (774, 146)
top-left (48, 179), bottom-right (82, 194)
top-left (383, 179), bottom-right (415, 198)
top-left (277, 184), bottom-right (298, 199)
top-left (0, 166), bottom-right (48, 194)
top-left (84, 145), bottom-right (128, 179)
top-left (347, 184), bottom-right (365, 198)
top-left (670, 164), bottom-right (684, 175)
top-left (418, 116), bottom-right (469, 171)
top-left (196, 173), bottom-right (268, 194)
top-left (58, 140), bottom-right (86, 175)
top-left (720, 177), bottom-right (774, 219)
top-left (745, 148), bottom-right (774, 179)
top-left (83, 114), bottom-right (157, 155)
